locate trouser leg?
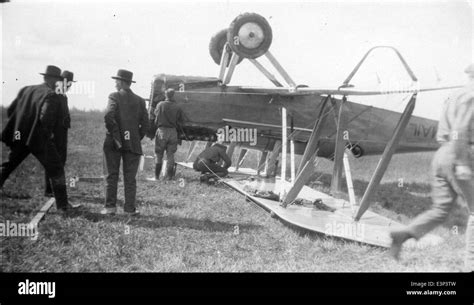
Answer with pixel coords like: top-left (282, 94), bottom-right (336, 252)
top-left (45, 134), bottom-right (68, 196)
top-left (165, 150), bottom-right (175, 171)
top-left (456, 177), bottom-right (474, 211)
top-left (122, 152), bottom-right (140, 212)
top-left (60, 131), bottom-right (68, 165)
top-left (45, 131), bottom-right (68, 195)
top-left (155, 130), bottom-right (166, 178)
top-left (0, 145), bottom-right (30, 188)
top-left (163, 128), bottom-right (178, 179)
top-left (155, 163), bottom-right (162, 180)
top-left (103, 137), bottom-right (121, 208)
top-left (465, 215), bottom-right (474, 271)
top-left (206, 163), bottom-right (228, 177)
top-left (407, 174), bottom-right (456, 239)
top-left (165, 148), bottom-right (177, 180)
top-left (195, 160), bottom-right (228, 177)
top-left (456, 168), bottom-right (474, 271)
top-left (44, 171), bottom-right (53, 195)
top-left (405, 146), bottom-right (461, 239)
top-left (49, 146), bottom-right (68, 199)
top-left (32, 141), bottom-right (68, 209)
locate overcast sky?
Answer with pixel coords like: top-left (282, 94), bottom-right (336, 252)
top-left (1, 0), bottom-right (472, 119)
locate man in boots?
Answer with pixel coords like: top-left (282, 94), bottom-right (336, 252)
top-left (101, 69), bottom-right (149, 215)
top-left (389, 64), bottom-right (474, 271)
top-left (0, 65), bottom-right (76, 214)
top-left (150, 88), bottom-right (184, 180)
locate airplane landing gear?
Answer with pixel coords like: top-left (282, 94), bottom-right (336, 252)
top-left (209, 29), bottom-right (243, 66)
top-left (227, 13), bottom-right (273, 59)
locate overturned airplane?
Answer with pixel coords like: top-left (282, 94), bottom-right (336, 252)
top-left (147, 12), bottom-right (459, 247)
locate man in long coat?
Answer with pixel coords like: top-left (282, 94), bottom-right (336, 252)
top-left (1, 65), bottom-right (73, 212)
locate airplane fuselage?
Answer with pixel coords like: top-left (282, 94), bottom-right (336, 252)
top-left (151, 75), bottom-right (439, 159)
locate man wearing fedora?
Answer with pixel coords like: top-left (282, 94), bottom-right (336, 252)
top-left (102, 69), bottom-right (149, 215)
top-left (390, 64), bottom-right (474, 271)
top-left (44, 71), bottom-right (74, 197)
top-left (0, 65), bottom-right (75, 213)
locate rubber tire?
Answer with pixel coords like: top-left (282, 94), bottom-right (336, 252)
top-left (350, 144), bottom-right (364, 158)
top-left (209, 29), bottom-right (243, 66)
top-left (227, 12), bottom-right (272, 59)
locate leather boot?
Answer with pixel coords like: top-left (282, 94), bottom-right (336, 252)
top-left (165, 165), bottom-right (175, 180)
top-left (200, 173), bottom-right (212, 183)
top-left (50, 175), bottom-right (69, 210)
top-left (155, 163), bottom-right (162, 180)
top-left (389, 228), bottom-right (413, 260)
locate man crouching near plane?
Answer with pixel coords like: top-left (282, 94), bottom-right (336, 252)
top-left (150, 88), bottom-right (184, 181)
top-left (193, 141), bottom-right (232, 184)
top-left (390, 64), bottom-right (474, 271)
top-left (0, 65), bottom-right (77, 214)
top-left (102, 69), bottom-right (149, 215)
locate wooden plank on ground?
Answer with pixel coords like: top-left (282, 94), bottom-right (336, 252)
top-left (28, 198), bottom-right (55, 230)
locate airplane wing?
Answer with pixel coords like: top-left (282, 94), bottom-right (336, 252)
top-left (238, 85), bottom-right (462, 96)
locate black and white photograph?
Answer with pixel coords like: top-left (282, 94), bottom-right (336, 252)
top-left (0, 0), bottom-right (473, 303)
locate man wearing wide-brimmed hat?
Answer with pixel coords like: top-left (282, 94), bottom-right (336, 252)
top-left (390, 64), bottom-right (474, 271)
top-left (101, 69), bottom-right (149, 216)
top-left (0, 65), bottom-right (76, 213)
top-left (44, 70), bottom-right (75, 197)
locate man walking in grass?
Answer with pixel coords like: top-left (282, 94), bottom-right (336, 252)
top-left (0, 65), bottom-right (77, 214)
top-left (390, 64), bottom-right (474, 271)
top-left (102, 69), bottom-right (149, 216)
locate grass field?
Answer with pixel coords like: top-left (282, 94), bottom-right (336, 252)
top-left (0, 108), bottom-right (469, 272)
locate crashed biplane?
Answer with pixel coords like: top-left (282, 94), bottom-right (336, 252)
top-left (148, 13), bottom-right (459, 247)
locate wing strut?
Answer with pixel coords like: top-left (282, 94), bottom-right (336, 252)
top-left (281, 97), bottom-right (331, 207)
top-left (297, 95), bottom-right (331, 174)
top-left (330, 96), bottom-right (348, 196)
top-left (354, 93), bottom-right (417, 220)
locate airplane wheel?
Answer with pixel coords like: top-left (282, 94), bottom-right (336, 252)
top-left (209, 29), bottom-right (243, 66)
top-left (350, 145), bottom-right (364, 158)
top-left (227, 13), bottom-right (272, 59)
